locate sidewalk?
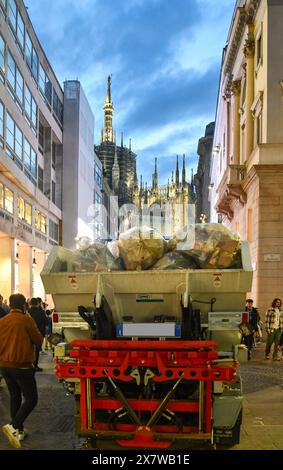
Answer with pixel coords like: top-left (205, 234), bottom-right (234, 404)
top-left (234, 341), bottom-right (283, 450)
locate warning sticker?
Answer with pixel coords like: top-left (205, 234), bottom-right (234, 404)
top-left (68, 275), bottom-right (78, 290)
top-left (213, 272), bottom-right (222, 288)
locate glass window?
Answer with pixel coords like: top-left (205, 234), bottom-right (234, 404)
top-left (0, 182), bottom-right (3, 207)
top-left (0, 101), bottom-right (3, 137)
top-left (25, 85), bottom-right (37, 129)
top-left (30, 147), bottom-right (37, 177)
top-left (49, 220), bottom-right (58, 241)
top-left (15, 68), bottom-right (23, 104)
top-left (35, 209), bottom-right (46, 233)
top-left (7, 52), bottom-right (23, 105)
top-left (18, 197), bottom-right (32, 225)
top-left (0, 0), bottom-right (7, 12)
top-left (4, 187), bottom-right (13, 213)
top-left (17, 196), bottom-right (25, 219)
top-left (8, 0), bottom-right (17, 31)
top-left (95, 192), bottom-right (102, 205)
top-left (16, 10), bottom-right (25, 50)
top-left (24, 138), bottom-right (31, 169)
top-left (0, 36), bottom-right (5, 76)
top-left (25, 86), bottom-right (31, 116)
top-left (52, 142), bottom-right (56, 168)
top-left (38, 166), bottom-right (43, 191)
top-left (53, 90), bottom-right (63, 125)
top-left (45, 77), bottom-right (52, 105)
top-left (38, 122), bottom-right (44, 150)
top-left (7, 52), bottom-right (16, 88)
top-left (51, 180), bottom-right (55, 203)
top-left (15, 124), bottom-right (23, 160)
top-left (24, 138), bottom-right (37, 177)
top-left (31, 96), bottom-right (37, 128)
top-left (25, 202), bottom-right (32, 225)
top-left (25, 32), bottom-right (32, 69)
top-left (35, 209), bottom-right (40, 230)
top-left (41, 214), bottom-right (46, 234)
top-left (6, 112), bottom-right (15, 150)
top-left (31, 48), bottom-right (38, 80)
top-left (39, 65), bottom-right (45, 93)
top-left (95, 164), bottom-right (102, 187)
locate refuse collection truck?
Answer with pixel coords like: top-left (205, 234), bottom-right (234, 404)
top-left (41, 241), bottom-right (253, 449)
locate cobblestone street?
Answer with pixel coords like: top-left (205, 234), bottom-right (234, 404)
top-left (0, 344), bottom-right (282, 451)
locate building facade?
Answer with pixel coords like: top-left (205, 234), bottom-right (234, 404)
top-left (133, 156), bottom-right (195, 236)
top-left (194, 122), bottom-right (214, 223)
top-left (95, 76), bottom-right (137, 207)
top-left (62, 80), bottom-right (102, 248)
top-left (0, 0), bottom-right (63, 300)
top-left (210, 0), bottom-right (283, 313)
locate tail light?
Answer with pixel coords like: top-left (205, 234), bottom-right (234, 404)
top-left (52, 313), bottom-right (59, 323)
top-left (242, 312), bottom-right (249, 324)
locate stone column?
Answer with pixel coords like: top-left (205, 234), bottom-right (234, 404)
top-left (244, 26), bottom-right (255, 162)
top-left (232, 80), bottom-right (241, 165)
top-left (0, 237), bottom-right (14, 299)
top-left (18, 245), bottom-right (33, 299)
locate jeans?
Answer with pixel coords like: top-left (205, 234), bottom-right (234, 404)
top-left (265, 329), bottom-right (282, 359)
top-left (0, 367), bottom-right (38, 431)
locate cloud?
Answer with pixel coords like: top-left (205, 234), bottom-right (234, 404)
top-left (26, 0), bottom-right (234, 185)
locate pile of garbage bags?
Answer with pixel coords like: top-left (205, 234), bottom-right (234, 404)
top-left (73, 238), bottom-right (123, 272)
top-left (72, 224), bottom-right (242, 272)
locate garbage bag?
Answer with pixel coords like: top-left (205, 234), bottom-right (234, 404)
top-left (151, 251), bottom-right (198, 270)
top-left (118, 226), bottom-right (167, 270)
top-left (73, 242), bottom-right (124, 272)
top-left (174, 223), bottom-right (241, 269)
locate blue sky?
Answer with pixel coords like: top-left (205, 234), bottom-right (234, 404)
top-left (26, 0), bottom-right (235, 185)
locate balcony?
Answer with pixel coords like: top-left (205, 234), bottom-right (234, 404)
top-left (215, 164), bottom-right (247, 221)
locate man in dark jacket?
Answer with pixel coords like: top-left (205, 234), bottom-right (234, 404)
top-left (28, 298), bottom-right (47, 372)
top-left (0, 293), bottom-right (43, 448)
top-left (242, 299), bottom-right (261, 360)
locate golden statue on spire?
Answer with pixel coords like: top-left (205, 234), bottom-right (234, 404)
top-left (102, 75), bottom-right (115, 143)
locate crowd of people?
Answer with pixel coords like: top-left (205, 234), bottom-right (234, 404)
top-left (0, 293), bottom-right (53, 448)
top-left (0, 292), bottom-right (283, 449)
top-left (240, 298), bottom-right (283, 361)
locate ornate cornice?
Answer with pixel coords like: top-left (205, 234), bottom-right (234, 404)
top-left (243, 36), bottom-right (255, 58)
top-left (224, 7), bottom-right (247, 77)
top-left (232, 79), bottom-right (241, 96)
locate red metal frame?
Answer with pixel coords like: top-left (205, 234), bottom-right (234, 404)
top-left (56, 340), bottom-right (237, 449)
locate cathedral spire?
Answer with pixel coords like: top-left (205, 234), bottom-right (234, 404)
top-left (175, 155), bottom-right (179, 186)
top-left (152, 157), bottom-right (158, 192)
top-left (144, 182), bottom-right (148, 204)
top-left (102, 75), bottom-right (115, 143)
top-left (139, 174), bottom-right (143, 197)
top-left (121, 132), bottom-right (124, 148)
top-left (182, 154), bottom-right (186, 184)
top-left (112, 144), bottom-right (120, 194)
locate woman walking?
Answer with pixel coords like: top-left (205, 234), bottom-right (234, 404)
top-left (265, 298), bottom-right (283, 361)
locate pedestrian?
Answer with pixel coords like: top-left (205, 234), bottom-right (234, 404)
top-left (44, 310), bottom-right (52, 350)
top-left (0, 293), bottom-right (43, 448)
top-left (265, 298), bottom-right (283, 361)
top-left (0, 294), bottom-right (9, 317)
top-left (246, 298), bottom-right (261, 347)
top-left (28, 298), bottom-right (47, 372)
